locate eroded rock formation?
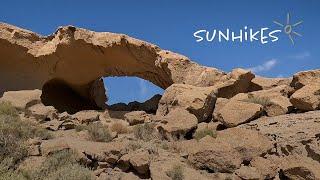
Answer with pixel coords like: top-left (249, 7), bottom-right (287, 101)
top-left (0, 22), bottom-right (226, 111)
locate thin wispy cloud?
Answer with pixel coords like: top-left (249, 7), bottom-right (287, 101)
top-left (288, 51), bottom-right (311, 60)
top-left (139, 79), bottom-right (148, 98)
top-left (248, 59), bottom-right (277, 73)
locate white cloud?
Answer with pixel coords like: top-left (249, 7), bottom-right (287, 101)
top-left (248, 59), bottom-right (277, 73)
top-left (139, 79), bottom-right (148, 98)
top-left (288, 51), bottom-right (311, 60)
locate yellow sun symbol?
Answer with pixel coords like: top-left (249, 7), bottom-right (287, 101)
top-left (273, 13), bottom-right (303, 45)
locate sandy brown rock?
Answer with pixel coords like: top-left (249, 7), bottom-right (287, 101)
top-left (124, 111), bottom-right (150, 125)
top-left (0, 89), bottom-right (42, 110)
top-left (239, 111), bottom-right (320, 158)
top-left (41, 137), bottom-right (128, 166)
top-left (291, 69), bottom-right (320, 89)
top-left (0, 23), bottom-right (226, 111)
top-left (249, 76), bottom-right (291, 91)
top-left (157, 84), bottom-right (216, 122)
top-left (72, 110), bottom-right (101, 124)
top-left (290, 84), bottom-right (320, 111)
top-left (215, 100), bottom-right (263, 127)
top-left (157, 108), bottom-right (198, 139)
top-left (232, 85), bottom-right (294, 116)
top-left (234, 166), bottom-right (262, 180)
top-left (26, 103), bottom-right (58, 121)
top-left (214, 68), bottom-right (255, 98)
top-left (182, 128), bottom-right (272, 173)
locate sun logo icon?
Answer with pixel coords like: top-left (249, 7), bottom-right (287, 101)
top-left (273, 13), bottom-right (303, 45)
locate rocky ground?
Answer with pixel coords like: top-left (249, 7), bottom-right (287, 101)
top-left (0, 68), bottom-right (320, 180)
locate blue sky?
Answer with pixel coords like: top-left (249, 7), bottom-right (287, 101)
top-left (1, 0), bottom-right (319, 104)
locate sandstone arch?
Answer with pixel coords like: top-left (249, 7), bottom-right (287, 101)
top-left (0, 23), bottom-right (226, 110)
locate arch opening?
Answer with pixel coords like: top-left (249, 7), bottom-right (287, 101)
top-left (104, 77), bottom-right (163, 114)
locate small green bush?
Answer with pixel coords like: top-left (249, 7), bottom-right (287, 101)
top-left (166, 165), bottom-right (184, 180)
top-left (243, 96), bottom-right (274, 107)
top-left (133, 123), bottom-right (157, 141)
top-left (193, 128), bottom-right (217, 140)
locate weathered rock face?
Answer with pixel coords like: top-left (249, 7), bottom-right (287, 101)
top-left (157, 84), bottom-right (216, 122)
top-left (290, 84), bottom-right (320, 111)
top-left (215, 100), bottom-right (263, 127)
top-left (249, 76), bottom-right (291, 91)
top-left (0, 23), bottom-right (226, 111)
top-left (0, 89), bottom-right (42, 110)
top-left (291, 69), bottom-right (320, 89)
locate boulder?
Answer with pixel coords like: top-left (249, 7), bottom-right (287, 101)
top-left (215, 100), bottom-right (263, 127)
top-left (26, 103), bottom-right (58, 121)
top-left (290, 84), bottom-right (320, 111)
top-left (182, 128), bottom-right (272, 173)
top-left (124, 111), bottom-right (150, 125)
top-left (291, 69), bottom-right (320, 89)
top-left (72, 110), bottom-right (101, 124)
top-left (213, 68), bottom-right (255, 98)
top-left (249, 76), bottom-right (291, 91)
top-left (0, 89), bottom-right (42, 110)
top-left (149, 156), bottom-right (214, 180)
top-left (41, 137), bottom-right (128, 166)
top-left (157, 84), bottom-right (216, 122)
top-left (250, 157), bottom-right (278, 179)
top-left (157, 109), bottom-right (198, 139)
top-left (232, 85), bottom-right (294, 117)
top-left (234, 166), bottom-right (262, 180)
top-left (128, 150), bottom-right (150, 175)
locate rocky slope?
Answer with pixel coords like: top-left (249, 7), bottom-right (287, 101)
top-left (1, 22), bottom-right (320, 180)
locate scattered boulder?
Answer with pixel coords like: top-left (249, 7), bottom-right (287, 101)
top-left (182, 128), bottom-right (272, 173)
top-left (124, 111), bottom-right (150, 125)
top-left (234, 166), bottom-right (262, 180)
top-left (249, 76), bottom-right (291, 91)
top-left (128, 150), bottom-right (150, 175)
top-left (0, 89), bottom-right (42, 110)
top-left (72, 110), bottom-right (101, 124)
top-left (291, 69), bottom-right (320, 89)
top-left (157, 84), bottom-right (216, 122)
top-left (26, 103), bottom-right (58, 121)
top-left (215, 100), bottom-right (263, 127)
top-left (232, 85), bottom-right (294, 117)
top-left (290, 84), bottom-right (320, 111)
top-left (157, 108), bottom-right (198, 139)
top-left (213, 68), bottom-right (255, 98)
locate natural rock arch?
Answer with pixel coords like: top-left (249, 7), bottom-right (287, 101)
top-left (0, 23), bottom-right (226, 110)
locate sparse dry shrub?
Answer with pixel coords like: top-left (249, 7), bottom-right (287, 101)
top-left (87, 123), bottom-right (113, 142)
top-left (27, 149), bottom-right (94, 180)
top-left (193, 128), bottom-right (217, 140)
top-left (133, 123), bottom-right (158, 141)
top-left (110, 122), bottom-right (128, 134)
top-left (166, 164), bottom-right (184, 180)
top-left (0, 102), bottom-right (51, 164)
top-left (243, 96), bottom-right (274, 107)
